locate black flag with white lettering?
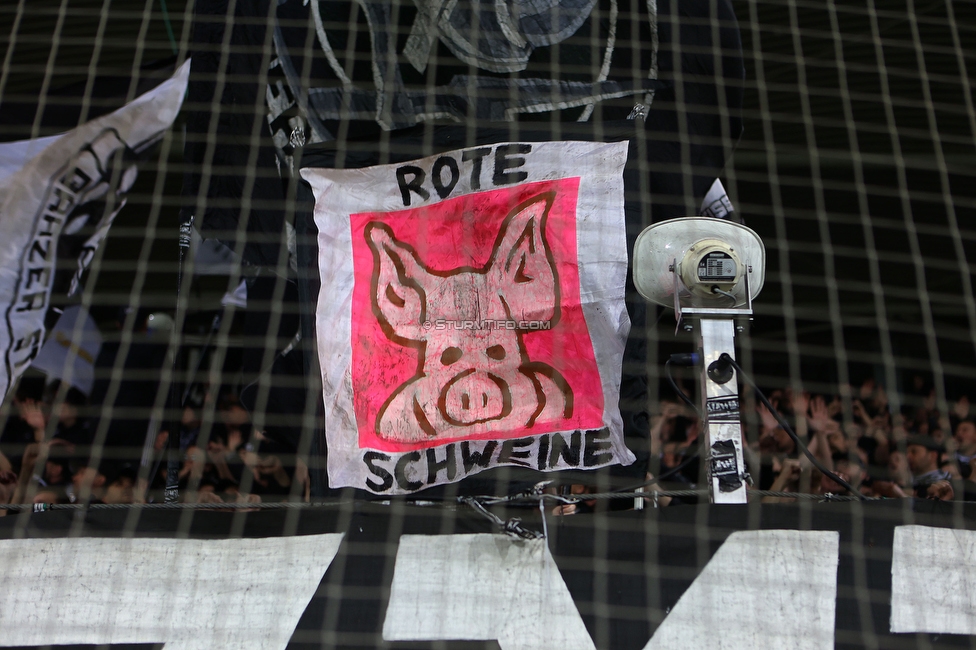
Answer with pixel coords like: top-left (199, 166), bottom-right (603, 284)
top-left (180, 0), bottom-right (288, 270)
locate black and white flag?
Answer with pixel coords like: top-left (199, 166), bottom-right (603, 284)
top-left (0, 61), bottom-right (189, 400)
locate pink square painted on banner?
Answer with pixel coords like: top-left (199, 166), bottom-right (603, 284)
top-left (349, 178), bottom-right (604, 452)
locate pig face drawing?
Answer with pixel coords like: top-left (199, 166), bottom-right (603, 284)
top-left (365, 192), bottom-right (574, 444)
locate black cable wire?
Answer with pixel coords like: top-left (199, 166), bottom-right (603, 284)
top-left (665, 359), bottom-right (701, 417)
top-left (719, 353), bottom-right (868, 500)
top-left (615, 358), bottom-right (706, 495)
top-left (613, 445), bottom-right (702, 492)
top-left (620, 355), bottom-right (705, 494)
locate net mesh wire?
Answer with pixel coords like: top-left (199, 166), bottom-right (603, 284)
top-left (0, 0), bottom-right (975, 648)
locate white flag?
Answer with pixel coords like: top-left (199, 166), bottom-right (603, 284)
top-left (302, 140), bottom-right (636, 493)
top-left (30, 306), bottom-right (102, 397)
top-left (0, 61), bottom-right (189, 399)
top-left (699, 178), bottom-right (735, 219)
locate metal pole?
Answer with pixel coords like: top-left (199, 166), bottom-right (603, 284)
top-left (164, 216), bottom-right (194, 503)
top-left (697, 318), bottom-right (748, 503)
top-left (147, 310), bottom-right (220, 495)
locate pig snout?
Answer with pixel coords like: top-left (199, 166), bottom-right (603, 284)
top-left (439, 369), bottom-right (513, 425)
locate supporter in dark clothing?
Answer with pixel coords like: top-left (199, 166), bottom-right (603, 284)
top-left (0, 374), bottom-right (48, 475)
top-left (238, 275), bottom-right (303, 454)
top-left (954, 419), bottom-right (976, 471)
top-left (240, 438), bottom-right (293, 497)
top-left (860, 464), bottom-right (909, 499)
top-left (86, 311), bottom-right (168, 461)
top-left (65, 458), bottom-right (107, 505)
top-left (177, 445), bottom-right (211, 493)
top-left (906, 435), bottom-right (953, 499)
top-left (179, 401), bottom-right (203, 451)
top-left (198, 393), bottom-right (253, 486)
top-left (41, 444), bottom-right (73, 488)
top-left (217, 393), bottom-right (251, 454)
top-left (819, 453), bottom-right (865, 496)
top-left (205, 426), bottom-right (246, 484)
top-left (103, 465), bottom-right (138, 504)
top-left (45, 382), bottom-right (95, 448)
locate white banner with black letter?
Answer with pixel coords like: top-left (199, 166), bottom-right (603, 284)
top-left (302, 140), bottom-right (635, 493)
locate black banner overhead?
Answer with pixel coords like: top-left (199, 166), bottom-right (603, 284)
top-left (270, 0), bottom-right (742, 140)
top-left (0, 500), bottom-right (973, 649)
top-left (180, 0), bottom-right (288, 270)
top-left (183, 0), bottom-right (743, 267)
top-left (179, 0), bottom-right (745, 495)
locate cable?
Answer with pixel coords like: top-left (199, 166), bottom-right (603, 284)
top-left (665, 359), bottom-right (701, 417)
top-left (710, 286), bottom-right (738, 304)
top-left (613, 445), bottom-right (703, 493)
top-left (4, 487), bottom-right (872, 513)
top-left (625, 352), bottom-right (703, 494)
top-left (718, 353), bottom-right (868, 500)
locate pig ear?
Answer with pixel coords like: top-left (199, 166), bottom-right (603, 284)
top-left (366, 222), bottom-right (430, 342)
top-left (489, 192), bottom-right (559, 324)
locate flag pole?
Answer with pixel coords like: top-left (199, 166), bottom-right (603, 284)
top-left (148, 309), bottom-right (220, 497)
top-left (164, 214), bottom-right (194, 503)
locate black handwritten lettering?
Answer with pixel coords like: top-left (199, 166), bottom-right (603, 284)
top-left (493, 144), bottom-right (531, 186)
top-left (497, 437), bottom-right (533, 467)
top-left (47, 186), bottom-right (73, 215)
top-left (583, 428), bottom-right (613, 467)
top-left (461, 441), bottom-right (497, 473)
top-left (537, 434), bottom-right (550, 470)
top-left (28, 240), bottom-right (50, 264)
top-left (549, 431), bottom-right (581, 468)
top-left (66, 166), bottom-right (91, 193)
top-left (364, 451), bottom-right (394, 492)
top-left (16, 292), bottom-right (45, 312)
top-left (431, 157), bottom-right (459, 199)
top-left (12, 329), bottom-right (42, 366)
top-left (40, 213), bottom-right (63, 236)
top-left (462, 147), bottom-right (491, 190)
top-left (396, 166), bottom-right (429, 206)
top-left (426, 444), bottom-right (457, 483)
top-left (394, 451), bottom-right (423, 491)
top-left (25, 267), bottom-right (48, 290)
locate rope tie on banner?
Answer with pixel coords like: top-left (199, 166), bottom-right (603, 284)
top-left (460, 497), bottom-right (544, 540)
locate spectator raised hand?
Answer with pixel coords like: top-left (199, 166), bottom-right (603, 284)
top-left (791, 390), bottom-right (811, 422)
top-left (763, 459), bottom-right (802, 503)
top-left (851, 399), bottom-right (872, 427)
top-left (874, 385), bottom-right (889, 414)
top-left (757, 403), bottom-right (780, 432)
top-left (809, 396), bottom-right (833, 431)
top-left (19, 399), bottom-right (47, 442)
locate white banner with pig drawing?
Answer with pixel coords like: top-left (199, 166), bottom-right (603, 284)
top-left (302, 140), bottom-right (635, 493)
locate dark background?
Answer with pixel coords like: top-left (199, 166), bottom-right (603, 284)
top-left (1, 0), bottom-right (974, 419)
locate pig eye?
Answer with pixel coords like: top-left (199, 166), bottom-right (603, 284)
top-left (486, 345), bottom-right (506, 360)
top-left (441, 347), bottom-right (462, 365)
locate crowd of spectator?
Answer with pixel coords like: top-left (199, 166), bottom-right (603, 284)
top-left (0, 303), bottom-right (312, 511)
top-left (0, 374), bottom-right (308, 510)
top-left (4, 325), bottom-right (974, 512)
top-left (646, 376), bottom-right (976, 503)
